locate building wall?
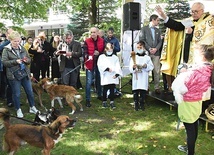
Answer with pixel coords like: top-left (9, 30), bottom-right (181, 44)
top-left (23, 8), bottom-right (70, 40)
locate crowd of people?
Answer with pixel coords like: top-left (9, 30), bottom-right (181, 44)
top-left (0, 26), bottom-right (123, 115)
top-left (0, 2), bottom-right (213, 155)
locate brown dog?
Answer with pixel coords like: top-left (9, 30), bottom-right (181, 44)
top-left (30, 77), bottom-right (63, 108)
top-left (31, 77), bottom-right (44, 107)
top-left (40, 78), bottom-right (83, 114)
top-left (0, 108), bottom-right (76, 155)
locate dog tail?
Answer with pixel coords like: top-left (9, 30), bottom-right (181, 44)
top-left (74, 95), bottom-right (83, 102)
top-left (0, 108), bottom-right (11, 130)
top-left (74, 95), bottom-right (81, 99)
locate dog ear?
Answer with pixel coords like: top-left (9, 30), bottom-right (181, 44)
top-left (0, 108), bottom-right (10, 122)
top-left (50, 121), bottom-right (61, 135)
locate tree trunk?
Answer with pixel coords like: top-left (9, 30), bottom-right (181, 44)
top-left (88, 0), bottom-right (97, 26)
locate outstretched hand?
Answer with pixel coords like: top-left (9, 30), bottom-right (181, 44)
top-left (155, 5), bottom-right (167, 20)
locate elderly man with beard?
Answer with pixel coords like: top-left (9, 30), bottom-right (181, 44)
top-left (155, 2), bottom-right (214, 92)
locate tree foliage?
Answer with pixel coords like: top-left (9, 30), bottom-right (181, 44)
top-left (157, 0), bottom-right (191, 35)
top-left (65, 0), bottom-right (122, 39)
top-left (165, 0), bottom-right (191, 20)
top-left (0, 0), bottom-right (53, 31)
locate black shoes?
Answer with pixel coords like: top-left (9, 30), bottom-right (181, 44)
top-left (135, 102), bottom-right (145, 111)
top-left (140, 105), bottom-right (145, 111)
top-left (7, 103), bottom-right (13, 107)
top-left (134, 102), bottom-right (139, 111)
top-left (102, 102), bottom-right (108, 108)
top-left (86, 101), bottom-right (91, 107)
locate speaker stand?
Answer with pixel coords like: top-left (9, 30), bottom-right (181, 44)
top-left (131, 30), bottom-right (134, 51)
top-left (118, 30), bottom-right (134, 95)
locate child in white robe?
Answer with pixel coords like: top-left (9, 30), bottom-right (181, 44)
top-left (129, 41), bottom-right (154, 111)
top-left (97, 43), bottom-right (122, 109)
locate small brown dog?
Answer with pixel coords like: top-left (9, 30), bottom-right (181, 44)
top-left (0, 108), bottom-right (76, 155)
top-left (40, 78), bottom-right (83, 114)
top-left (30, 77), bottom-right (63, 108)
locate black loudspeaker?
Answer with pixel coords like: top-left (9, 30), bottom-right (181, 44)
top-left (123, 2), bottom-right (141, 31)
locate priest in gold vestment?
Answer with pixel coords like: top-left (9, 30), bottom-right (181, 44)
top-left (155, 2), bottom-right (214, 91)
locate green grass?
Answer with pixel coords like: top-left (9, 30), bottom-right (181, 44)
top-left (0, 72), bottom-right (213, 155)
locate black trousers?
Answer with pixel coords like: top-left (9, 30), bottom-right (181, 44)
top-left (103, 84), bottom-right (115, 102)
top-left (183, 120), bottom-right (198, 155)
top-left (133, 89), bottom-right (146, 104)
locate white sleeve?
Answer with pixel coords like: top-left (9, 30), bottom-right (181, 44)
top-left (164, 16), bottom-right (169, 23)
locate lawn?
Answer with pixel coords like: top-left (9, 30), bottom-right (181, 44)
top-left (0, 73), bottom-right (213, 155)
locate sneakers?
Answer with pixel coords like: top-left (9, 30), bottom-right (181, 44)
top-left (110, 102), bottom-right (116, 109)
top-left (102, 102), bottom-right (108, 108)
top-left (17, 109), bottom-right (24, 118)
top-left (178, 145), bottom-right (188, 154)
top-left (29, 106), bottom-right (38, 114)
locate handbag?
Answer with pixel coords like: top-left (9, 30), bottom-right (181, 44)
top-left (11, 66), bottom-right (28, 80)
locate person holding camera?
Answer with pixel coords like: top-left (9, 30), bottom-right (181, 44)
top-left (28, 32), bottom-right (51, 81)
top-left (2, 31), bottom-right (39, 118)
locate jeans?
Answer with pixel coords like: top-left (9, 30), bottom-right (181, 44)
top-left (85, 66), bottom-right (102, 101)
top-left (9, 76), bottom-right (35, 110)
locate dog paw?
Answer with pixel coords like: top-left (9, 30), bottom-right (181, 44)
top-left (80, 108), bottom-right (83, 112)
top-left (69, 111), bottom-right (75, 115)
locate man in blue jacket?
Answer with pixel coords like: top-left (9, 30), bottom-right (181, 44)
top-left (104, 27), bottom-right (120, 55)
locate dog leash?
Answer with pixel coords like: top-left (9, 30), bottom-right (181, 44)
top-left (62, 58), bottom-right (91, 78)
top-left (0, 111), bottom-right (41, 125)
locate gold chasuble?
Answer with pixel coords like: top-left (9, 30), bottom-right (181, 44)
top-left (160, 29), bottom-right (184, 77)
top-left (161, 13), bottom-right (214, 77)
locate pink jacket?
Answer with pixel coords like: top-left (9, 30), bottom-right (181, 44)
top-left (183, 63), bottom-right (212, 102)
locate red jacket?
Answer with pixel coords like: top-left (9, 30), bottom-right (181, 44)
top-left (84, 36), bottom-right (104, 70)
top-left (183, 63), bottom-right (212, 102)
